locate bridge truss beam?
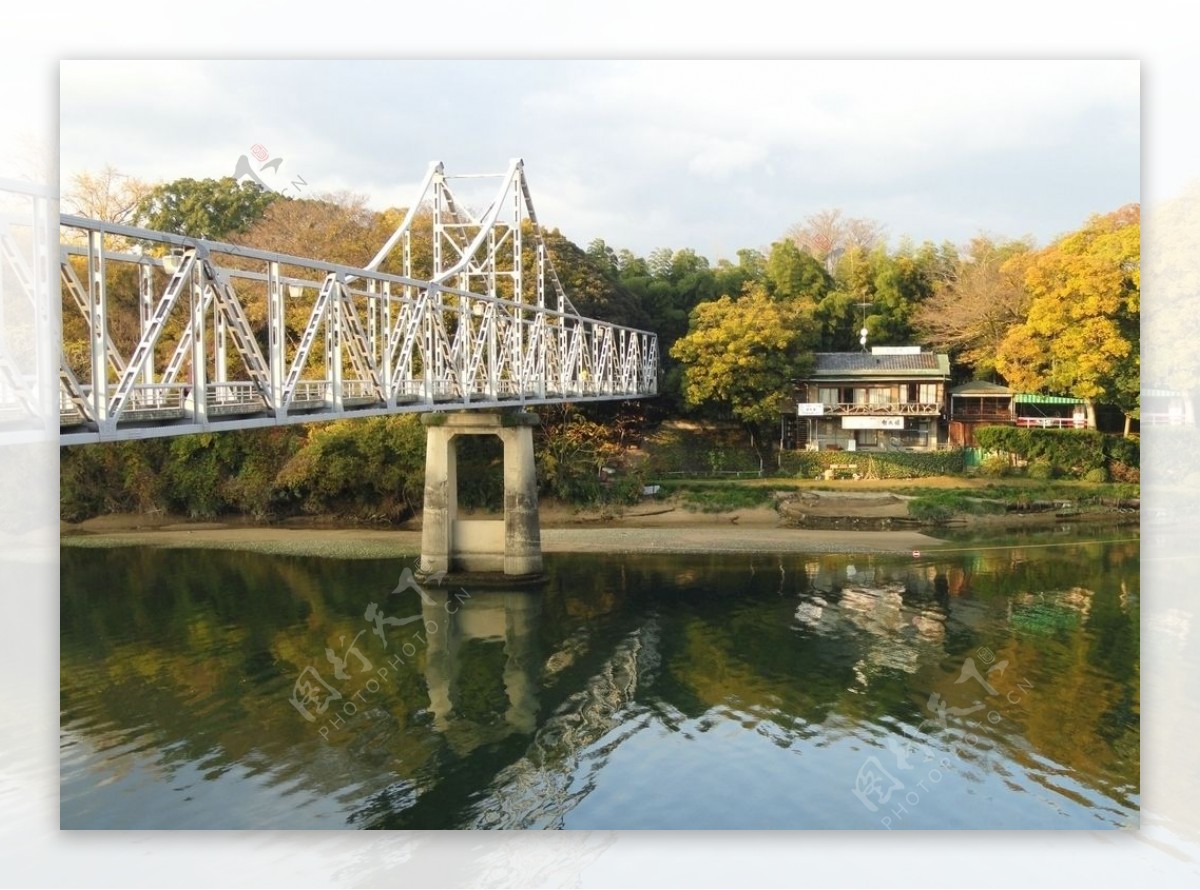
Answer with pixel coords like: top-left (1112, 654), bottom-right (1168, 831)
top-left (56, 160), bottom-right (658, 445)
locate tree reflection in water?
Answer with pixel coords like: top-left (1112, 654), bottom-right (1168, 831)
top-left (60, 538), bottom-right (1139, 829)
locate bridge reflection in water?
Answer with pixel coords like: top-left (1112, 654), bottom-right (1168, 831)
top-left (422, 589), bottom-right (542, 737)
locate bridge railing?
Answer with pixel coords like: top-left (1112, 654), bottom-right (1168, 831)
top-left (130, 384), bottom-right (187, 411)
top-left (58, 214), bottom-right (658, 444)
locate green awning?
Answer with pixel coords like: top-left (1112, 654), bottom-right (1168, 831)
top-left (1013, 394), bottom-right (1085, 405)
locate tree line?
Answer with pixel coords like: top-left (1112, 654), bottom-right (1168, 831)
top-left (60, 169), bottom-right (1140, 520)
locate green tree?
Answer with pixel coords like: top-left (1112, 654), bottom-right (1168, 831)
top-left (647, 247), bottom-right (675, 278)
top-left (135, 176), bottom-right (280, 240)
top-left (764, 240), bottom-right (832, 302)
top-left (812, 289), bottom-right (863, 351)
top-left (815, 244), bottom-right (940, 351)
top-left (816, 245), bottom-right (878, 350)
top-left (866, 248), bottom-right (936, 345)
top-left (586, 238), bottom-right (619, 277)
top-left (670, 285), bottom-right (817, 430)
top-left (712, 250), bottom-right (766, 299)
top-left (614, 248), bottom-right (647, 276)
top-left (610, 246), bottom-right (722, 414)
top-left (995, 205), bottom-right (1140, 431)
top-left (537, 228), bottom-right (650, 328)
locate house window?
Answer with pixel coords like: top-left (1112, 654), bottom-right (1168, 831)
top-left (869, 388), bottom-right (890, 406)
top-left (819, 387), bottom-right (838, 406)
top-left (918, 383), bottom-right (939, 404)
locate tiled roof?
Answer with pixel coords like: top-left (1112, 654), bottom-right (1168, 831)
top-left (810, 352), bottom-right (949, 377)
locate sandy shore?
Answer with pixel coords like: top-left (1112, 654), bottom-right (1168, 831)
top-left (60, 524), bottom-right (946, 559)
top-left (61, 503), bottom-right (945, 559)
top-left (60, 487), bottom-right (1134, 560)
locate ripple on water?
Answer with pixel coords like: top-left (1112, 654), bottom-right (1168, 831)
top-left (59, 544), bottom-right (1140, 829)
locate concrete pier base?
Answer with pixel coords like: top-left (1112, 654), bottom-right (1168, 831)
top-left (418, 411), bottom-right (543, 580)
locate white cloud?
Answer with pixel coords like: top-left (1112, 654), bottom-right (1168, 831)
top-left (686, 137), bottom-right (768, 179)
top-left (58, 59), bottom-right (1139, 256)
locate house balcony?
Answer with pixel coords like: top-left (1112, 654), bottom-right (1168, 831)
top-left (818, 401), bottom-right (942, 416)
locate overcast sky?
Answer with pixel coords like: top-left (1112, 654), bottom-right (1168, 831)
top-left (60, 59), bottom-right (1138, 261)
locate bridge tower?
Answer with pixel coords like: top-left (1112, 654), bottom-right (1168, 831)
top-left (418, 410), bottom-right (542, 580)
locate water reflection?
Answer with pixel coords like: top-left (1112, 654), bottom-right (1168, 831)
top-left (60, 540), bottom-right (1139, 829)
top-left (422, 589), bottom-right (541, 735)
top-left (459, 617), bottom-right (661, 830)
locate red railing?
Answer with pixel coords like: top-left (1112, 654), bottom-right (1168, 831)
top-left (951, 410), bottom-right (1014, 423)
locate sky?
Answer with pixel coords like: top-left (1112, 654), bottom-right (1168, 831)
top-left (58, 59), bottom-right (1140, 261)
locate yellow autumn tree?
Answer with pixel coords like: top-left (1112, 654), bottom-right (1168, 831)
top-left (670, 284), bottom-right (817, 429)
top-left (996, 205), bottom-right (1140, 431)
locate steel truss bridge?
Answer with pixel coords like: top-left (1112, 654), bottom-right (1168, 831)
top-left (0, 160), bottom-right (658, 446)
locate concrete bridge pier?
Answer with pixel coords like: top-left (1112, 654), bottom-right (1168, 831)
top-left (418, 410), bottom-right (543, 581)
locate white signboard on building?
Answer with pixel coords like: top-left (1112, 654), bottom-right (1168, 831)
top-left (841, 416), bottom-right (905, 430)
top-left (797, 403), bottom-right (825, 416)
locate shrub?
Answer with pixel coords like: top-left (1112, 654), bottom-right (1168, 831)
top-left (607, 475), bottom-right (648, 506)
top-left (1109, 461), bottom-right (1140, 484)
top-left (659, 482), bottom-right (773, 513)
top-left (907, 498), bottom-right (954, 523)
top-left (274, 416), bottom-right (427, 520)
top-left (906, 492), bottom-right (1004, 523)
top-left (972, 426), bottom-right (1137, 479)
top-left (1083, 467), bottom-right (1110, 483)
top-left (980, 455), bottom-right (1011, 477)
top-left (644, 425), bottom-right (760, 475)
top-left (1106, 435), bottom-right (1139, 467)
top-left (777, 449), bottom-right (965, 479)
top-left (1027, 460), bottom-right (1055, 480)
top-left (60, 439), bottom-right (173, 521)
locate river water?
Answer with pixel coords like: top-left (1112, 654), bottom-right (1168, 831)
top-left (60, 533), bottom-right (1139, 829)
